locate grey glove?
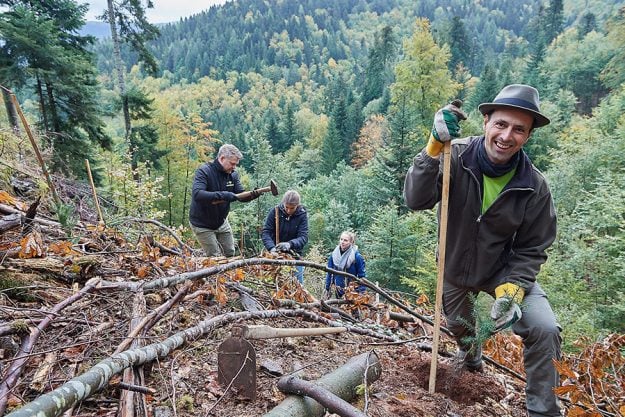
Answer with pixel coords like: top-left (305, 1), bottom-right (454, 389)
top-left (275, 242), bottom-right (291, 252)
top-left (431, 103), bottom-right (467, 142)
top-left (490, 296), bottom-right (522, 332)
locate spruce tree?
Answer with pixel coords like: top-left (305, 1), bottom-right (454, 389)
top-left (100, 0), bottom-right (159, 172)
top-left (0, 1), bottom-right (110, 176)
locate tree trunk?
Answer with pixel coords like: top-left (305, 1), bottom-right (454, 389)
top-left (1, 87), bottom-right (20, 133)
top-left (44, 79), bottom-right (60, 134)
top-left (106, 0), bottom-right (132, 142)
top-left (35, 74), bottom-right (49, 138)
top-left (263, 351), bottom-right (381, 417)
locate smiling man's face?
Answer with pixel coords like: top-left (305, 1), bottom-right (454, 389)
top-left (483, 108), bottom-right (534, 165)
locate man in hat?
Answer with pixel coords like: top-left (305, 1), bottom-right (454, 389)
top-left (189, 144), bottom-right (261, 257)
top-left (404, 85), bottom-right (562, 417)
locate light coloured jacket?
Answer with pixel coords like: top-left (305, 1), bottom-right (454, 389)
top-left (403, 136), bottom-right (556, 291)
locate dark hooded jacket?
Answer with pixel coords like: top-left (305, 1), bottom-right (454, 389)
top-left (189, 160), bottom-right (244, 230)
top-left (403, 135), bottom-right (556, 292)
top-left (261, 204), bottom-right (308, 255)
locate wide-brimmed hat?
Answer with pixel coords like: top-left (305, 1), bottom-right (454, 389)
top-left (478, 84), bottom-right (550, 128)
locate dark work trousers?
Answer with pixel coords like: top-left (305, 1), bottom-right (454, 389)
top-left (443, 280), bottom-right (563, 417)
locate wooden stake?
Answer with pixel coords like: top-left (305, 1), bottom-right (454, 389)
top-left (85, 159), bottom-right (105, 227)
top-left (6, 87), bottom-right (61, 206)
top-left (428, 140), bottom-right (452, 394)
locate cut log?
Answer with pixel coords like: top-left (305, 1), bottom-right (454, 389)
top-left (277, 376), bottom-right (367, 417)
top-left (263, 351), bottom-right (381, 417)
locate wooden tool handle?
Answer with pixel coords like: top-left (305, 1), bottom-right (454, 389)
top-left (242, 325), bottom-right (347, 339)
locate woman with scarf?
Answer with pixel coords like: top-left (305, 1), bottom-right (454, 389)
top-left (324, 231), bottom-right (366, 298)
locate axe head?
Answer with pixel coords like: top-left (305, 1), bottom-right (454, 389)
top-left (269, 179), bottom-right (278, 196)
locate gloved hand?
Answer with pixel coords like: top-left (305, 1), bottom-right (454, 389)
top-left (275, 242), bottom-right (291, 252)
top-left (221, 191), bottom-right (238, 202)
top-left (237, 188), bottom-right (261, 202)
top-left (425, 102), bottom-right (467, 157)
top-left (490, 283), bottom-right (525, 332)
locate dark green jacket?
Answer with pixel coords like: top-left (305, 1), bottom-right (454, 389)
top-left (403, 136), bottom-right (556, 291)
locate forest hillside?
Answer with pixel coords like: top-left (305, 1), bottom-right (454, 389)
top-left (1, 0), bottom-right (625, 415)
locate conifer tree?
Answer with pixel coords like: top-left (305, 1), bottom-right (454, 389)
top-left (362, 25), bottom-right (397, 106)
top-left (100, 0), bottom-right (159, 171)
top-left (264, 111), bottom-right (284, 153)
top-left (279, 102), bottom-right (298, 153)
top-left (0, 0), bottom-right (110, 175)
top-left (320, 120), bottom-right (342, 174)
top-left (466, 64), bottom-right (500, 111)
top-left (448, 16), bottom-right (472, 71)
top-left (371, 18), bottom-right (459, 208)
top-left (362, 201), bottom-right (417, 290)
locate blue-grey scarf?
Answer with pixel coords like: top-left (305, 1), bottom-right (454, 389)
top-left (477, 137), bottom-right (519, 177)
top-left (332, 245), bottom-right (356, 271)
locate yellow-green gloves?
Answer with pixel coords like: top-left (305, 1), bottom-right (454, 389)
top-left (490, 283), bottom-right (525, 332)
top-left (425, 102), bottom-right (467, 157)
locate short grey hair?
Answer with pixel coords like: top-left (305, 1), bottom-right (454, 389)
top-left (217, 144), bottom-right (243, 160)
top-left (281, 190), bottom-right (301, 206)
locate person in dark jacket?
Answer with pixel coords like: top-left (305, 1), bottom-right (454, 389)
top-left (325, 231), bottom-right (366, 298)
top-left (261, 190), bottom-right (308, 283)
top-left (404, 85), bottom-right (562, 417)
top-left (189, 144), bottom-right (260, 257)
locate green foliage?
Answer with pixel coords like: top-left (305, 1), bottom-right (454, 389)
top-left (0, 0), bottom-right (110, 177)
top-left (399, 210), bottom-right (438, 298)
top-left (102, 153), bottom-right (166, 220)
top-left (545, 86), bottom-right (625, 335)
top-left (465, 64), bottom-right (500, 112)
top-left (361, 202), bottom-right (427, 291)
top-left (100, 0), bottom-right (160, 75)
top-left (601, 6), bottom-right (625, 89)
top-left (53, 200), bottom-right (78, 234)
top-left (523, 89), bottom-right (576, 171)
top-left (362, 25), bottom-right (397, 106)
top-left (539, 28), bottom-right (614, 114)
top-left (392, 18), bottom-right (460, 127)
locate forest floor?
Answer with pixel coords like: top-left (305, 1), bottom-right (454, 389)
top-left (0, 189), bottom-right (536, 417)
top-left (1, 174), bottom-right (621, 417)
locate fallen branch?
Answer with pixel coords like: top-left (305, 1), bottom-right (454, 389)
top-left (117, 218), bottom-right (193, 253)
top-left (276, 376), bottom-right (366, 417)
top-left (0, 278), bottom-right (100, 415)
top-left (119, 289), bottom-right (148, 417)
top-left (0, 213), bottom-right (21, 233)
top-left (264, 351), bottom-right (381, 417)
top-left (114, 282), bottom-right (193, 354)
top-left (4, 309), bottom-right (394, 417)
